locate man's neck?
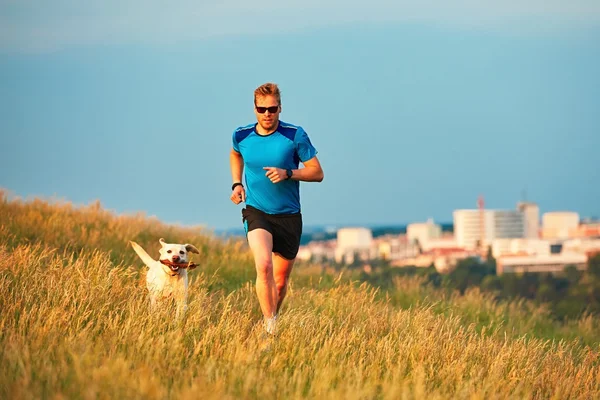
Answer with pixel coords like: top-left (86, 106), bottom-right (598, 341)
top-left (256, 121), bottom-right (279, 136)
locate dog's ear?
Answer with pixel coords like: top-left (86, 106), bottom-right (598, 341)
top-left (185, 244), bottom-right (200, 254)
top-left (159, 238), bottom-right (166, 247)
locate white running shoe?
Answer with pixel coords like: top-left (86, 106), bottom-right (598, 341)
top-left (264, 314), bottom-right (277, 335)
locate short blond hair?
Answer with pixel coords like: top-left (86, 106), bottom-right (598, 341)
top-left (254, 82), bottom-right (281, 105)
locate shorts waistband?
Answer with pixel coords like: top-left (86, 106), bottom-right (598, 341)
top-left (245, 205), bottom-right (301, 218)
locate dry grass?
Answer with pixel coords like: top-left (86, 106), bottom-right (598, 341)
top-left (1, 192), bottom-right (599, 399)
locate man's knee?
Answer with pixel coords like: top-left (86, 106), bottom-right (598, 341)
top-left (275, 278), bottom-right (288, 294)
top-left (255, 258), bottom-right (273, 281)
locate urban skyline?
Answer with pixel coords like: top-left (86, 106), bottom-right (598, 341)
top-left (299, 196), bottom-right (597, 234)
top-left (296, 198), bottom-right (600, 275)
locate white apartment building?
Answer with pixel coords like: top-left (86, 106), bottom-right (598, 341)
top-left (454, 209), bottom-right (525, 250)
top-left (497, 253), bottom-right (587, 275)
top-left (494, 210), bottom-right (527, 239)
top-left (517, 202), bottom-right (540, 239)
top-left (491, 238), bottom-right (551, 258)
top-left (453, 210), bottom-right (486, 250)
top-left (376, 235), bottom-right (420, 260)
top-left (335, 227), bottom-right (373, 263)
top-left (407, 218), bottom-right (442, 247)
top-left (542, 212), bottom-right (580, 239)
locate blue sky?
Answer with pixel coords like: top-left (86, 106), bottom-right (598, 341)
top-left (1, 1), bottom-right (599, 230)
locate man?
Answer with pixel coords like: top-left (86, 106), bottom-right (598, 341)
top-left (229, 82), bottom-right (324, 335)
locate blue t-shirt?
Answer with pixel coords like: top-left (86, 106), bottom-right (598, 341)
top-left (232, 121), bottom-right (317, 214)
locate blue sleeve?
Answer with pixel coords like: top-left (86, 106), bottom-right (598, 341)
top-left (294, 127), bottom-right (317, 162)
top-left (232, 130), bottom-right (240, 153)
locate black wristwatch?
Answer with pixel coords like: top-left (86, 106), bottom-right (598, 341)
top-left (285, 169), bottom-right (293, 180)
top-left (232, 182), bottom-right (243, 191)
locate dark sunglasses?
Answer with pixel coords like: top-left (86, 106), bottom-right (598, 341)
top-left (255, 106), bottom-right (279, 114)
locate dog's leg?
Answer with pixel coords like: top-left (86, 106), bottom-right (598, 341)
top-left (174, 284), bottom-right (187, 320)
top-left (175, 295), bottom-right (187, 320)
top-left (182, 294), bottom-right (188, 316)
top-left (175, 275), bottom-right (189, 320)
top-left (148, 292), bottom-right (158, 312)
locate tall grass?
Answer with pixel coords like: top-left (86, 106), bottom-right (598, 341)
top-left (1, 192), bottom-right (599, 398)
top-left (0, 190), bottom-right (255, 291)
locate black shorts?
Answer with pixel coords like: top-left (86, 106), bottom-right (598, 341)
top-left (241, 205), bottom-right (303, 260)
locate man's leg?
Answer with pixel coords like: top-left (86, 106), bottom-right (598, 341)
top-left (273, 252), bottom-right (296, 313)
top-left (247, 229), bottom-right (278, 320)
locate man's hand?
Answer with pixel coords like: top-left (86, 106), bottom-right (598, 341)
top-left (230, 185), bottom-right (246, 204)
top-left (263, 167), bottom-right (288, 183)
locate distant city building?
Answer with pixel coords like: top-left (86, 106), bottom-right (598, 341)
top-left (453, 209), bottom-right (489, 250)
top-left (428, 247), bottom-right (479, 274)
top-left (335, 227), bottom-right (373, 263)
top-left (391, 247), bottom-right (479, 274)
top-left (375, 235), bottom-right (419, 260)
top-left (562, 238), bottom-right (600, 257)
top-left (407, 218), bottom-right (442, 248)
top-left (496, 253), bottom-right (587, 275)
top-left (296, 239), bottom-right (337, 262)
top-left (517, 202), bottom-right (540, 239)
top-left (575, 221), bottom-right (600, 238)
top-left (454, 208), bottom-right (525, 250)
top-left (421, 233), bottom-right (458, 252)
top-left (542, 212), bottom-right (580, 239)
top-left (491, 238), bottom-right (551, 258)
top-left (493, 210), bottom-right (526, 240)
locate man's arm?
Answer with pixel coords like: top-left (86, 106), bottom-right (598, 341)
top-left (230, 149), bottom-right (246, 204)
top-left (230, 149), bottom-right (244, 184)
top-left (292, 156), bottom-right (324, 182)
top-left (263, 156), bottom-right (324, 183)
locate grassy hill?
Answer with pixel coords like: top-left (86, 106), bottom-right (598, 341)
top-left (1, 191), bottom-right (599, 399)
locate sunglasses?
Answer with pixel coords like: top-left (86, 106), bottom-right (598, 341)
top-left (255, 106), bottom-right (279, 114)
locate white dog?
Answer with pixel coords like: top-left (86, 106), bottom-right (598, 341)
top-left (130, 238), bottom-right (200, 317)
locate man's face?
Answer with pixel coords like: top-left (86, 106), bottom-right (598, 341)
top-left (254, 95), bottom-right (280, 132)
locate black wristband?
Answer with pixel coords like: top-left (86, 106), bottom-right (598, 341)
top-left (232, 182), bottom-right (243, 191)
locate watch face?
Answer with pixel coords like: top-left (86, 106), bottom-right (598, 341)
top-left (287, 169), bottom-right (292, 179)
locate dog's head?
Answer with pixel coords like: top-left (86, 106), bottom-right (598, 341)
top-left (158, 238), bottom-right (200, 273)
